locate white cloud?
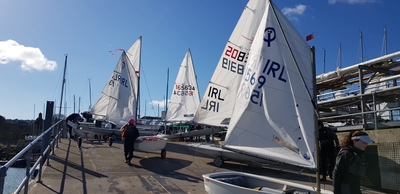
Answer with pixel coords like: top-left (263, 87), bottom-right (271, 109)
top-left (0, 39), bottom-right (57, 71)
top-left (149, 100), bottom-right (167, 108)
top-left (282, 4), bottom-right (307, 21)
top-left (328, 0), bottom-right (380, 4)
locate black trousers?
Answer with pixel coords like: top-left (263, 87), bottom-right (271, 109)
top-left (320, 144), bottom-right (336, 177)
top-left (124, 141), bottom-right (135, 161)
top-left (68, 126), bottom-right (73, 138)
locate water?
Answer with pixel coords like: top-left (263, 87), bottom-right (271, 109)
top-left (3, 167), bottom-right (26, 194)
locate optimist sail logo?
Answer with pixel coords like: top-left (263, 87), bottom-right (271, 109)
top-left (263, 27), bottom-right (276, 47)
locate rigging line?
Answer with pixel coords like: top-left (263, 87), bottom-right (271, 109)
top-left (139, 60), bottom-right (157, 116)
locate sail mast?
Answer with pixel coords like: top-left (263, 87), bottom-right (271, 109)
top-left (58, 54), bottom-right (67, 118)
top-left (360, 30), bottom-right (364, 62)
top-left (137, 37), bottom-right (142, 120)
top-left (165, 68), bottom-right (169, 112)
top-left (88, 78), bottom-right (92, 111)
top-left (323, 48), bottom-right (326, 73)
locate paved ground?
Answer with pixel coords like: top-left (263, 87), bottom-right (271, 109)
top-left (24, 138), bottom-right (383, 194)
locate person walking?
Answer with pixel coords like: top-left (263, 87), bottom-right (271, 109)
top-left (66, 113), bottom-right (82, 140)
top-left (121, 119), bottom-right (139, 165)
top-left (333, 131), bottom-right (374, 194)
top-left (318, 120), bottom-right (340, 181)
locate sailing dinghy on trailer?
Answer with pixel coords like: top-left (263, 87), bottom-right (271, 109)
top-left (159, 49), bottom-right (212, 140)
top-left (77, 37), bottom-right (167, 158)
top-left (202, 0), bottom-right (332, 193)
top-left (188, 0), bottom-right (269, 167)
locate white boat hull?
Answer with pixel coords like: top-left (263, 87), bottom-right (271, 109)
top-left (135, 136), bottom-right (167, 152)
top-left (203, 172), bottom-right (333, 194)
top-left (161, 127), bottom-right (223, 139)
top-left (79, 127), bottom-right (122, 137)
top-left (188, 143), bottom-right (276, 167)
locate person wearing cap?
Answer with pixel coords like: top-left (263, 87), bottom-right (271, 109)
top-left (332, 131), bottom-right (374, 194)
top-left (121, 119), bottom-right (139, 165)
top-left (318, 120), bottom-right (340, 181)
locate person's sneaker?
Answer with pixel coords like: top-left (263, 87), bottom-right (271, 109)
top-left (125, 160), bottom-right (128, 163)
top-left (329, 174), bottom-right (333, 180)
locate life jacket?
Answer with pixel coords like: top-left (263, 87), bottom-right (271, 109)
top-left (122, 125), bottom-right (139, 140)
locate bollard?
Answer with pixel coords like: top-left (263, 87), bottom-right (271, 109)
top-left (78, 137), bottom-right (82, 148)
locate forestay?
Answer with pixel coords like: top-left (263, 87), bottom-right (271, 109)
top-left (193, 0), bottom-right (267, 127)
top-left (223, 1), bottom-right (316, 169)
top-left (165, 49), bottom-right (201, 122)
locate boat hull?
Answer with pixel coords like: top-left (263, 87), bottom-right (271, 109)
top-left (188, 143), bottom-right (277, 167)
top-left (203, 172), bottom-right (333, 194)
top-left (161, 127), bottom-right (223, 139)
top-left (134, 136), bottom-right (167, 152)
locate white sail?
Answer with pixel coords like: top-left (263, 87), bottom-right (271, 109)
top-left (165, 49), bottom-right (201, 122)
top-left (91, 42), bottom-right (140, 126)
top-left (223, 1), bottom-right (316, 169)
top-left (193, 0), bottom-right (267, 127)
top-left (126, 36), bottom-right (142, 79)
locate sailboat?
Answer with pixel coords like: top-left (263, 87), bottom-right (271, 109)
top-left (201, 1), bottom-right (332, 193)
top-left (79, 49), bottom-right (139, 138)
top-left (161, 49), bottom-right (220, 139)
top-left (78, 37), bottom-right (167, 158)
top-left (165, 49), bottom-right (200, 123)
top-left (188, 0), bottom-right (271, 167)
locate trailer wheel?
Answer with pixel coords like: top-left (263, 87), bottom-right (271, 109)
top-left (214, 156), bottom-right (224, 167)
top-left (111, 134), bottom-right (117, 140)
top-left (161, 149), bottom-right (167, 159)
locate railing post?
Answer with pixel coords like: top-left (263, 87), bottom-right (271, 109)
top-left (24, 149), bottom-right (32, 194)
top-left (78, 137), bottom-right (82, 148)
top-left (56, 124), bottom-right (61, 147)
top-left (0, 165), bottom-right (7, 194)
top-left (46, 132), bottom-right (51, 166)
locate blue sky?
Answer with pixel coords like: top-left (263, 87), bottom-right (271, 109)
top-left (1, 0), bottom-right (399, 120)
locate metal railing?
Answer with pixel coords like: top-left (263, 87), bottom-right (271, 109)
top-left (0, 120), bottom-right (64, 194)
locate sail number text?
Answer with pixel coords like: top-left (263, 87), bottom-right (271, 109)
top-left (173, 84), bottom-right (196, 96)
top-left (242, 59), bottom-right (286, 106)
top-left (222, 46), bottom-right (248, 75)
top-left (109, 73), bottom-right (129, 88)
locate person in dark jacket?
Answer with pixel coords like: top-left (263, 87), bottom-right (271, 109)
top-left (333, 131), bottom-right (374, 194)
top-left (66, 113), bottom-right (82, 140)
top-left (121, 119), bottom-right (139, 165)
top-left (318, 120), bottom-right (340, 181)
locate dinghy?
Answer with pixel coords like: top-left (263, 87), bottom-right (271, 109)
top-left (201, 0), bottom-right (332, 193)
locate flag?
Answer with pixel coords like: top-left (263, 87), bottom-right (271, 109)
top-left (306, 34), bottom-right (314, 41)
top-left (109, 48), bottom-right (124, 55)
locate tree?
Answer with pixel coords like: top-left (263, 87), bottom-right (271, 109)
top-left (0, 115), bottom-right (5, 123)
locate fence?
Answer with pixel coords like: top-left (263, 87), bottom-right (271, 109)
top-left (0, 120), bottom-right (64, 194)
